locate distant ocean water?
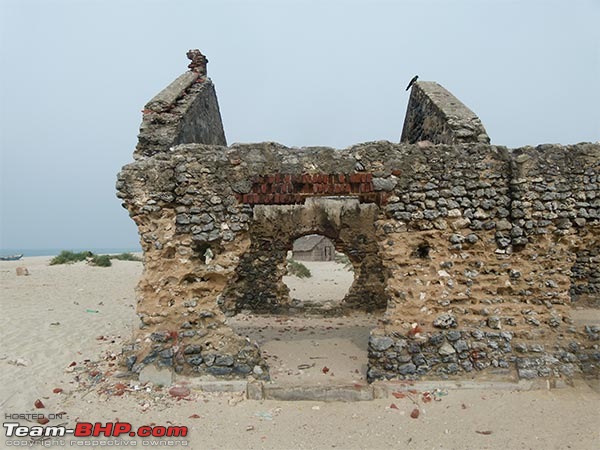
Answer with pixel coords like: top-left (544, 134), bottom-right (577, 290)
top-left (0, 247), bottom-right (142, 257)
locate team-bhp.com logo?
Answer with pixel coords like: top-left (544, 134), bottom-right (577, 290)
top-left (4, 421), bottom-right (188, 446)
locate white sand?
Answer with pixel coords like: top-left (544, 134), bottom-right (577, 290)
top-left (283, 260), bottom-right (354, 303)
top-left (229, 313), bottom-right (377, 385)
top-left (1, 256), bottom-right (599, 450)
top-left (0, 257), bottom-right (140, 413)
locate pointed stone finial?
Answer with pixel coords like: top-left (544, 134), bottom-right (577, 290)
top-left (186, 49), bottom-right (208, 76)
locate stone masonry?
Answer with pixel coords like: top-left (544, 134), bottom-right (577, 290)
top-left (401, 81), bottom-right (490, 145)
top-left (116, 50), bottom-right (599, 382)
top-left (135, 49), bottom-right (226, 160)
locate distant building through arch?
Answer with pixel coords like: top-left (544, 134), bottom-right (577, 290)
top-left (292, 234), bottom-right (335, 261)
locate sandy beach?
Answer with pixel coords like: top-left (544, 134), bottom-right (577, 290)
top-left (1, 256), bottom-right (599, 449)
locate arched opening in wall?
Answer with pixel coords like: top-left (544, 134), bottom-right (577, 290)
top-left (283, 234), bottom-right (354, 314)
top-left (227, 197), bottom-right (386, 386)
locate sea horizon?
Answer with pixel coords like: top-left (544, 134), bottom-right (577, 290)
top-left (0, 247), bottom-right (142, 257)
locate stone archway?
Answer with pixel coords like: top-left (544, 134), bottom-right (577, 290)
top-left (220, 197), bottom-right (389, 315)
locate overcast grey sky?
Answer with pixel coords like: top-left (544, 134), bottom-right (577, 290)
top-left (0, 0), bottom-right (598, 251)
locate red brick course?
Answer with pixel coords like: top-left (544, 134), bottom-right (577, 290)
top-left (235, 173), bottom-right (386, 205)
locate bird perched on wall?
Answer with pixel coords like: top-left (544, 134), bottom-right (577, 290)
top-left (405, 75), bottom-right (419, 91)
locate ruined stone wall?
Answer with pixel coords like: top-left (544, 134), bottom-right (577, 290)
top-left (116, 56), bottom-right (598, 382)
top-left (401, 81), bottom-right (490, 145)
top-left (117, 141), bottom-right (599, 381)
top-left (368, 143), bottom-right (599, 381)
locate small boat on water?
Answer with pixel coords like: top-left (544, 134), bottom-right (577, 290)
top-left (0, 254), bottom-right (23, 261)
